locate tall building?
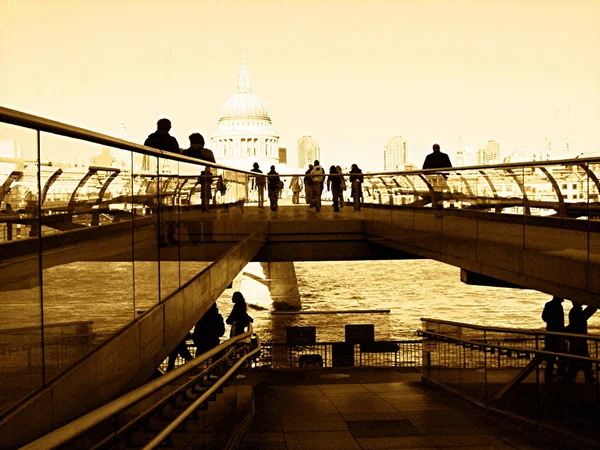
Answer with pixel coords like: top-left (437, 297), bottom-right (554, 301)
top-left (278, 148), bottom-right (287, 165)
top-left (211, 54), bottom-right (280, 169)
top-left (297, 136), bottom-right (320, 169)
top-left (477, 140), bottom-right (500, 165)
top-left (383, 136), bottom-right (407, 171)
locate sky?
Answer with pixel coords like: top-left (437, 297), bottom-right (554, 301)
top-left (1, 0), bottom-right (599, 170)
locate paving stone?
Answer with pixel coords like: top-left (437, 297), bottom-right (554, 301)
top-left (347, 419), bottom-right (420, 438)
top-left (357, 436), bottom-right (438, 449)
top-left (285, 430), bottom-right (361, 450)
top-left (342, 410), bottom-right (407, 422)
top-left (281, 413), bottom-right (348, 432)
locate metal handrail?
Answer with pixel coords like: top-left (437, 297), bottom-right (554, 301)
top-left (143, 344), bottom-right (261, 450)
top-left (421, 317), bottom-right (600, 342)
top-left (21, 328), bottom-right (257, 450)
top-left (3, 106), bottom-right (600, 180)
top-left (0, 106), bottom-right (253, 175)
top-left (419, 329), bottom-right (600, 363)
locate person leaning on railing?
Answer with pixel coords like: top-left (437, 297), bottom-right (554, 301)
top-left (566, 301), bottom-right (597, 383)
top-left (143, 118), bottom-right (181, 246)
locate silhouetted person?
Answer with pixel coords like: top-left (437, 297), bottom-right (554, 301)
top-left (542, 296), bottom-right (567, 380)
top-left (226, 292), bottom-right (254, 337)
top-left (566, 301), bottom-right (597, 383)
top-left (304, 164), bottom-right (314, 206)
top-left (336, 165), bottom-right (346, 208)
top-left (144, 118), bottom-right (179, 246)
top-left (327, 165), bottom-right (342, 212)
top-left (267, 165), bottom-right (282, 211)
top-left (290, 176), bottom-right (301, 204)
top-left (349, 163), bottom-right (364, 211)
top-left (193, 303), bottom-right (225, 355)
top-left (250, 162), bottom-right (266, 208)
top-left (182, 133), bottom-right (215, 163)
top-left (423, 143), bottom-right (452, 169)
top-left (144, 118), bottom-right (180, 154)
top-left (167, 333), bottom-right (193, 372)
top-left (310, 160), bottom-right (325, 212)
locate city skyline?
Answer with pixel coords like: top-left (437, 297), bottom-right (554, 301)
top-left (0, 0), bottom-right (598, 171)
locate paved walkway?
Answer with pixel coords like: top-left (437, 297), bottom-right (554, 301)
top-left (238, 369), bottom-right (591, 450)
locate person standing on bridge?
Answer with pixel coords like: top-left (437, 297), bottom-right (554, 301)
top-left (336, 165), bottom-right (346, 208)
top-left (304, 164), bottom-right (314, 206)
top-left (290, 175), bottom-right (302, 204)
top-left (566, 301), bottom-right (597, 383)
top-left (267, 165), bottom-right (282, 211)
top-left (422, 143), bottom-right (452, 170)
top-left (349, 163), bottom-right (364, 211)
top-left (144, 118), bottom-right (180, 246)
top-left (144, 118), bottom-right (180, 154)
top-left (542, 296), bottom-right (567, 381)
top-left (226, 292), bottom-right (254, 337)
top-left (310, 160), bottom-right (325, 212)
top-left (182, 133), bottom-right (215, 163)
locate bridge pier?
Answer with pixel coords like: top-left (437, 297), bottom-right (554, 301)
top-left (261, 262), bottom-right (301, 310)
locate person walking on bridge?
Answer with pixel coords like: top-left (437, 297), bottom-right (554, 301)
top-left (310, 160), bottom-right (325, 212)
top-left (250, 162), bottom-right (266, 208)
top-left (327, 165), bottom-right (343, 212)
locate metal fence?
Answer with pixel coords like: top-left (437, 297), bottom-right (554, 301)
top-left (255, 340), bottom-right (423, 369)
top-left (420, 318), bottom-right (600, 446)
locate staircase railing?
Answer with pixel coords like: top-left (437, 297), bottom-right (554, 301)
top-left (21, 327), bottom-right (260, 450)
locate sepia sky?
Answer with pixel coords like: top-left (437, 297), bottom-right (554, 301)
top-left (0, 0), bottom-right (599, 170)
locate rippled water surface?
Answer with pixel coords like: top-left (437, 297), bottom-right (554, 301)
top-left (2, 260), bottom-right (598, 343)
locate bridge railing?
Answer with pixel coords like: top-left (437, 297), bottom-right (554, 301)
top-left (0, 106), bottom-right (260, 417)
top-left (419, 318), bottom-right (600, 445)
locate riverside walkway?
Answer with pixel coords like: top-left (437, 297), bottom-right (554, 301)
top-left (237, 369), bottom-right (584, 450)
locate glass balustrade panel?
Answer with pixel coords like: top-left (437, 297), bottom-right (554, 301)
top-left (0, 123), bottom-right (43, 414)
top-left (38, 133), bottom-right (134, 382)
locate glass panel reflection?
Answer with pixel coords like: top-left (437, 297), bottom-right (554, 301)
top-left (0, 123), bottom-right (42, 414)
top-left (39, 133), bottom-right (134, 382)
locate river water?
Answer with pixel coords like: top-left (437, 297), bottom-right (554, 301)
top-left (217, 260), bottom-right (600, 342)
top-left (2, 259), bottom-right (598, 343)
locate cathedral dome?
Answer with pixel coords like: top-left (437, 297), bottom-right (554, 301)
top-left (212, 55), bottom-right (280, 170)
top-left (217, 56), bottom-right (272, 124)
top-left (219, 92), bottom-right (271, 122)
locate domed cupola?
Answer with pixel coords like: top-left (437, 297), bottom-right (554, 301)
top-left (211, 54), bottom-right (280, 169)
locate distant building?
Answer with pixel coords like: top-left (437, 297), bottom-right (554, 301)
top-left (211, 54), bottom-right (280, 169)
top-left (477, 140), bottom-right (500, 165)
top-left (278, 147), bottom-right (287, 165)
top-left (383, 136), bottom-right (407, 171)
top-left (297, 136), bottom-right (320, 169)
